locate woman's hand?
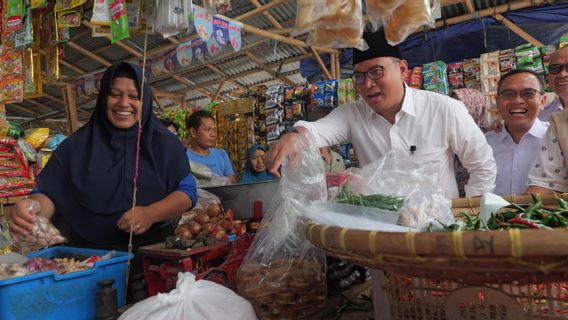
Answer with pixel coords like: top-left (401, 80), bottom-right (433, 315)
top-left (8, 199), bottom-right (41, 240)
top-left (117, 206), bottom-right (156, 235)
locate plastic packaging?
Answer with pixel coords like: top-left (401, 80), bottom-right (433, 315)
top-left (16, 201), bottom-right (66, 254)
top-left (237, 130), bottom-right (328, 319)
top-left (365, 0), bottom-right (404, 31)
top-left (119, 272), bottom-right (256, 320)
top-left (384, 0), bottom-right (435, 46)
top-left (25, 128), bottom-right (49, 149)
top-left (154, 0), bottom-right (193, 38)
top-left (108, 0), bottom-right (130, 43)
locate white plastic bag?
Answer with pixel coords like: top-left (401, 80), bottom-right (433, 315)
top-left (154, 0), bottom-right (193, 38)
top-left (119, 272), bottom-right (257, 320)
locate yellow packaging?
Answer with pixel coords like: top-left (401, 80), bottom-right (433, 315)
top-left (26, 128), bottom-right (50, 149)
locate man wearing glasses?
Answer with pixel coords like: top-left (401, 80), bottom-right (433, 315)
top-left (265, 30), bottom-right (496, 198)
top-left (485, 70), bottom-right (549, 195)
top-left (538, 46), bottom-right (568, 121)
top-left (527, 46), bottom-right (568, 194)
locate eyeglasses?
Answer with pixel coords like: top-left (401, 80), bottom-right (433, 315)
top-left (548, 63), bottom-right (568, 74)
top-left (352, 61), bottom-right (399, 85)
top-left (497, 88), bottom-right (543, 100)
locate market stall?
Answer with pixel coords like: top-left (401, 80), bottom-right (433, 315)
top-left (1, 0), bottom-right (568, 319)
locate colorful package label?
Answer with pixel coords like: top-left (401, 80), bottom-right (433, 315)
top-left (194, 7), bottom-right (212, 42)
top-left (91, 0), bottom-right (111, 25)
top-left (176, 40), bottom-right (192, 67)
top-left (191, 37), bottom-right (209, 62)
top-left (164, 49), bottom-right (177, 73)
top-left (229, 20), bottom-right (243, 51)
top-left (212, 16), bottom-right (229, 47)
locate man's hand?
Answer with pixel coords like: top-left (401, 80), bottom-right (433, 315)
top-left (264, 132), bottom-right (302, 179)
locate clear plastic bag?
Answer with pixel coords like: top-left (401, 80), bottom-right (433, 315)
top-left (384, 0), bottom-right (435, 46)
top-left (119, 272), bottom-right (257, 320)
top-left (177, 189), bottom-right (225, 238)
top-left (236, 131), bottom-right (328, 319)
top-left (329, 151), bottom-right (453, 231)
top-left (154, 0), bottom-right (193, 38)
top-left (16, 201), bottom-right (66, 254)
top-left (365, 0), bottom-right (404, 32)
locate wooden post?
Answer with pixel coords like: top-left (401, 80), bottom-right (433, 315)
top-left (310, 48), bottom-right (332, 80)
top-left (62, 84), bottom-right (79, 134)
top-left (334, 53), bottom-right (341, 80)
top-left (330, 53), bottom-right (337, 79)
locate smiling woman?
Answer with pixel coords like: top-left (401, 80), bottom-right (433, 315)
top-left (7, 61), bottom-right (198, 302)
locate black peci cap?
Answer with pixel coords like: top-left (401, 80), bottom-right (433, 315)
top-left (353, 29), bottom-right (402, 65)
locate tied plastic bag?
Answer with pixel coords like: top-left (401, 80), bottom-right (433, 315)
top-left (176, 189), bottom-right (228, 241)
top-left (154, 0), bottom-right (193, 38)
top-left (237, 131), bottom-right (328, 319)
top-left (16, 200), bottom-right (66, 254)
top-left (119, 272), bottom-right (257, 320)
top-left (365, 0), bottom-right (405, 32)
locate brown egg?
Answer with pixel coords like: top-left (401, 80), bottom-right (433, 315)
top-left (188, 222), bottom-right (202, 236)
top-left (206, 203), bottom-right (222, 217)
top-left (195, 212), bottom-right (211, 225)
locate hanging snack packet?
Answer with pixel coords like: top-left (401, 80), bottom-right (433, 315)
top-left (108, 0), bottom-right (129, 43)
top-left (44, 45), bottom-right (60, 83)
top-left (5, 0), bottom-right (25, 32)
top-left (14, 3), bottom-right (32, 49)
top-left (91, 0), bottom-right (111, 25)
top-left (57, 9), bottom-right (82, 28)
top-left (31, 0), bottom-right (48, 9)
top-left (384, 0), bottom-right (435, 46)
top-left (366, 0), bottom-right (404, 31)
top-left (0, 79), bottom-right (24, 104)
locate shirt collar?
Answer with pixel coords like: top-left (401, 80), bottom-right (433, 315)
top-left (362, 82), bottom-right (414, 118)
top-left (499, 118), bottom-right (549, 142)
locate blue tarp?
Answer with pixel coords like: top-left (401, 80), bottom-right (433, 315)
top-left (300, 3), bottom-right (568, 76)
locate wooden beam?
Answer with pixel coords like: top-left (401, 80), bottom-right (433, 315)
top-left (205, 65), bottom-right (247, 90)
top-left (494, 13), bottom-right (544, 47)
top-left (434, 0), bottom-right (543, 29)
top-left (62, 84), bottom-right (79, 133)
top-left (153, 95), bottom-right (165, 112)
top-left (243, 23), bottom-right (338, 55)
top-left (66, 41), bottom-right (111, 67)
top-left (212, 81), bottom-right (226, 101)
top-left (330, 53), bottom-right (337, 79)
top-left (7, 104), bottom-right (37, 116)
top-left (334, 53), bottom-right (341, 80)
top-left (235, 0), bottom-right (287, 21)
top-left (440, 0), bottom-right (465, 6)
top-left (310, 47), bottom-right (332, 80)
top-left (59, 58), bottom-right (87, 74)
top-left (245, 52), bottom-right (294, 85)
top-left (42, 93), bottom-right (65, 105)
top-left (464, 0), bottom-right (475, 13)
top-left (25, 99), bottom-right (55, 112)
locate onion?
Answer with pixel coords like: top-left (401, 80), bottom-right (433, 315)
top-left (189, 222), bottom-right (202, 236)
top-left (195, 212), bottom-right (211, 225)
top-left (207, 204), bottom-right (222, 217)
top-left (175, 226), bottom-right (192, 238)
top-left (203, 223), bottom-right (215, 233)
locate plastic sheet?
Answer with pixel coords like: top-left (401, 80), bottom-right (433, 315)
top-left (236, 131), bottom-right (328, 319)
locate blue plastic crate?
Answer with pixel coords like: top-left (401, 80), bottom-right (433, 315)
top-left (0, 246), bottom-right (132, 320)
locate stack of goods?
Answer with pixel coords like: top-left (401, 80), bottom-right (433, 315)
top-left (422, 61), bottom-right (449, 95)
top-left (311, 80), bottom-right (338, 109)
top-left (463, 58), bottom-right (481, 91)
top-left (515, 44), bottom-right (544, 74)
top-left (0, 138), bottom-right (35, 198)
top-left (264, 84), bottom-right (308, 145)
top-left (160, 108), bottom-right (192, 141)
top-left (540, 45), bottom-right (557, 91)
top-left (448, 62), bottom-right (464, 90)
top-left (265, 85), bottom-right (286, 145)
top-left (338, 79), bottom-right (356, 106)
top-left (216, 103), bottom-right (251, 178)
top-left (480, 51), bottom-right (501, 109)
top-left (0, 51), bottom-right (24, 104)
top-left (243, 86), bottom-right (268, 147)
top-left (498, 49), bottom-right (516, 75)
top-left (406, 66), bottom-right (423, 89)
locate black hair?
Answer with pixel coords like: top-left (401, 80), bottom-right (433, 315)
top-left (114, 63), bottom-right (137, 81)
top-left (187, 110), bottom-right (214, 130)
top-left (497, 69), bottom-right (544, 93)
top-left (160, 119), bottom-right (179, 131)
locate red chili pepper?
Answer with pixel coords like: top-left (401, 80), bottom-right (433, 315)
top-left (507, 214), bottom-right (541, 229)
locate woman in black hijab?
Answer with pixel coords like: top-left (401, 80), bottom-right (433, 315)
top-left (8, 62), bottom-right (197, 252)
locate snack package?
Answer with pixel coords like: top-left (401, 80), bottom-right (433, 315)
top-left (480, 50), bottom-right (500, 78)
top-left (91, 0), bottom-right (111, 25)
top-left (5, 0), bottom-right (25, 32)
top-left (16, 201), bottom-right (66, 254)
top-left (22, 47), bottom-right (43, 98)
top-left (463, 58), bottom-right (481, 91)
top-left (0, 78), bottom-right (24, 104)
top-left (237, 131), bottom-right (328, 319)
top-left (108, 0), bottom-right (130, 43)
top-left (384, 0), bottom-right (435, 46)
top-left (498, 49), bottom-right (516, 75)
top-left (14, 3), bottom-right (32, 49)
top-left (560, 34), bottom-right (568, 49)
top-left (44, 45), bottom-right (60, 83)
top-left (422, 61), bottom-right (449, 95)
top-left (25, 128), bottom-right (50, 149)
top-left (366, 0), bottom-right (404, 31)
top-left (308, 0), bottom-right (366, 49)
top-left (448, 62), bottom-right (464, 90)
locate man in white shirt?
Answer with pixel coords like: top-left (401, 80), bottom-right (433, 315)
top-left (265, 30), bottom-right (496, 199)
top-left (527, 46), bottom-right (568, 193)
top-left (485, 70), bottom-right (549, 195)
top-left (538, 46), bottom-right (568, 121)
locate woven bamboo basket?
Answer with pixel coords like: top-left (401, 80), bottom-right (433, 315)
top-left (305, 194), bottom-right (568, 319)
top-left (304, 194), bottom-right (568, 285)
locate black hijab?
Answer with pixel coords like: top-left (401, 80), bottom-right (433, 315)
top-left (38, 62), bottom-right (191, 245)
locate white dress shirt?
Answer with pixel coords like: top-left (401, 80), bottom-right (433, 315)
top-left (296, 85), bottom-right (496, 198)
top-left (538, 96), bottom-right (563, 122)
top-left (485, 119), bottom-right (549, 195)
top-left (527, 126), bottom-right (568, 192)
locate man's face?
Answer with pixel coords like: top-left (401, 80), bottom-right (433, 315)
top-left (547, 47), bottom-right (568, 99)
top-left (190, 117), bottom-right (217, 149)
top-left (497, 72), bottom-right (546, 132)
top-left (353, 57), bottom-right (407, 115)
